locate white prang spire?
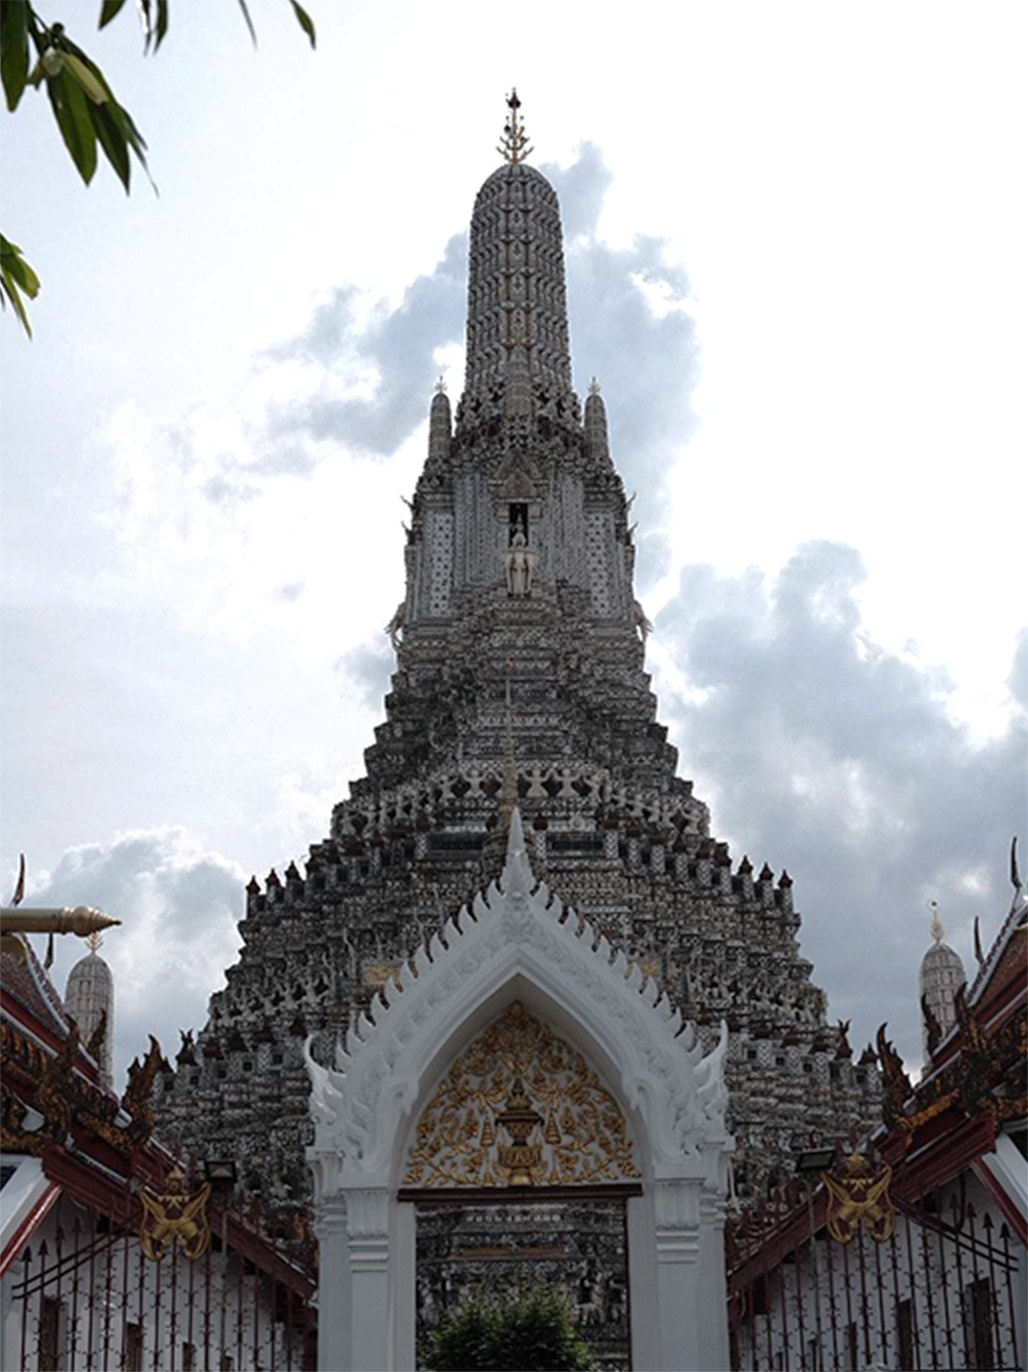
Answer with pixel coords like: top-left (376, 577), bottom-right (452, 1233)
top-left (919, 899), bottom-right (966, 1062)
top-left (65, 935), bottom-right (115, 1089)
top-left (462, 106), bottom-right (573, 413)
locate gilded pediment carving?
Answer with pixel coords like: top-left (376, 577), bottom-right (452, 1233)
top-left (403, 1000), bottom-right (639, 1187)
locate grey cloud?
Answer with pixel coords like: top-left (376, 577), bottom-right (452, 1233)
top-left (261, 143), bottom-right (700, 542)
top-left (336, 640), bottom-right (395, 711)
top-left (24, 829), bottom-right (243, 1085)
top-left (542, 140), bottom-right (614, 242)
top-left (276, 580), bottom-right (305, 603)
top-left (564, 229), bottom-right (698, 587)
top-left (656, 541), bottom-right (1027, 1068)
top-left (270, 284), bottom-right (362, 367)
top-left (1009, 627), bottom-right (1027, 711)
top-left (252, 443), bottom-right (321, 480)
top-left (130, 421), bottom-right (322, 516)
top-left (202, 471), bottom-right (259, 508)
top-left (266, 234), bottom-right (468, 456)
top-left (549, 148), bottom-right (699, 588)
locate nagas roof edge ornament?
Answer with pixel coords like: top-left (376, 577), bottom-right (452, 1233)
top-left (304, 810), bottom-right (732, 1187)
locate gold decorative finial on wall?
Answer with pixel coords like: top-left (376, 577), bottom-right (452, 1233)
top-left (497, 89), bottom-right (533, 164)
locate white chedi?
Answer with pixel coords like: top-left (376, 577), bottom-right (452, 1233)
top-left (919, 900), bottom-right (966, 1060)
top-left (64, 934), bottom-right (114, 1089)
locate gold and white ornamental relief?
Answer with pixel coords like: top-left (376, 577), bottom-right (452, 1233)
top-left (403, 1000), bottom-right (640, 1188)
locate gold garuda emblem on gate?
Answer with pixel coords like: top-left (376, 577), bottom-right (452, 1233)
top-left (820, 1152), bottom-right (894, 1244)
top-left (139, 1168), bottom-right (212, 1261)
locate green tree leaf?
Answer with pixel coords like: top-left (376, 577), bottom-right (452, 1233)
top-left (289, 1), bottom-right (316, 48)
top-left (92, 99), bottom-right (131, 189)
top-left (58, 35), bottom-right (153, 190)
top-left (63, 51), bottom-right (108, 103)
top-left (236, 0), bottom-right (258, 47)
top-left (97, 0), bottom-right (129, 29)
top-left (142, 0), bottom-right (169, 53)
top-left (46, 66), bottom-right (98, 184)
top-left (0, 1), bottom-right (30, 111)
top-left (0, 233), bottom-right (41, 338)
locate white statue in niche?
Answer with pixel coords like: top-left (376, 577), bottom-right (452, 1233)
top-left (505, 529), bottom-right (537, 597)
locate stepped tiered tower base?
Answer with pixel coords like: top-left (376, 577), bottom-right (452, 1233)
top-left (156, 151), bottom-right (878, 1212)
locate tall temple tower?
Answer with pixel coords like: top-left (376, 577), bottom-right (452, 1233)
top-left (157, 96), bottom-right (878, 1206)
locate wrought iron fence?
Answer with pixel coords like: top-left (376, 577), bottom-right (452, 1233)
top-left (6, 1191), bottom-right (317, 1372)
top-left (727, 1186), bottom-right (1022, 1372)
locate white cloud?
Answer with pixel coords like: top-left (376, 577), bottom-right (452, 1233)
top-left (100, 393), bottom-right (419, 670)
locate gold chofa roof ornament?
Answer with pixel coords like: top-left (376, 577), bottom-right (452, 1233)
top-left (498, 89), bottom-right (533, 164)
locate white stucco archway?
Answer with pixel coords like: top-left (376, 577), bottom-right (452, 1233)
top-left (306, 811), bottom-right (734, 1370)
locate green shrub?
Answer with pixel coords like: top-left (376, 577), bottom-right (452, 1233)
top-left (421, 1282), bottom-right (596, 1372)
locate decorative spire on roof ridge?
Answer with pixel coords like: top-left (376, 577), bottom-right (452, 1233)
top-left (1010, 835), bottom-right (1024, 915)
top-left (497, 88), bottom-right (533, 164)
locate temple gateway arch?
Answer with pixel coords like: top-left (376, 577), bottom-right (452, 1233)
top-left (305, 812), bottom-right (733, 1370)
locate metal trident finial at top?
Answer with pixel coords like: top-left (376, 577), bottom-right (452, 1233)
top-left (498, 89), bottom-right (533, 164)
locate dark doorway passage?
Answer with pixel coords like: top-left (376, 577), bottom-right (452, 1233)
top-left (415, 1196), bottom-right (630, 1371)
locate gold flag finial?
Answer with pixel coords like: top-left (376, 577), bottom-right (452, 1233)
top-left (497, 88), bottom-right (533, 164)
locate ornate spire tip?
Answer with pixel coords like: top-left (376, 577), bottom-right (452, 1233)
top-left (927, 898), bottom-right (944, 945)
top-left (497, 88), bottom-right (533, 165)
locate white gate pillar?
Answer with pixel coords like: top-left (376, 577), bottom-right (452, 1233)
top-left (345, 1186), bottom-right (391, 1371)
top-left (653, 1178), bottom-right (702, 1370)
top-left (698, 1183), bottom-right (731, 1370)
top-left (310, 1157), bottom-right (351, 1372)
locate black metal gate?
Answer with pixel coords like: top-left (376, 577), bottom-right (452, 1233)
top-left (7, 1191), bottom-right (317, 1372)
top-left (727, 1186), bottom-right (1023, 1372)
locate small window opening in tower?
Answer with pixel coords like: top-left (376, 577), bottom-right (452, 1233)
top-left (509, 503), bottom-right (528, 544)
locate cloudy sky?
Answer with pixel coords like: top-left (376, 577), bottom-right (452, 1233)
top-left (2, 1), bottom-right (1025, 1088)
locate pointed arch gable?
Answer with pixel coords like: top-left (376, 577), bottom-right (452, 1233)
top-left (305, 812), bottom-right (735, 1371)
top-left (305, 811), bottom-right (730, 1188)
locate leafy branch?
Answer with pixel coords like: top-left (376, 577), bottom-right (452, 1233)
top-left (0, 0), bottom-right (316, 337)
top-left (1, 234), bottom-right (40, 337)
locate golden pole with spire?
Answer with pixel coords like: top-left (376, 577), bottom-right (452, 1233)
top-left (1, 855), bottom-right (120, 963)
